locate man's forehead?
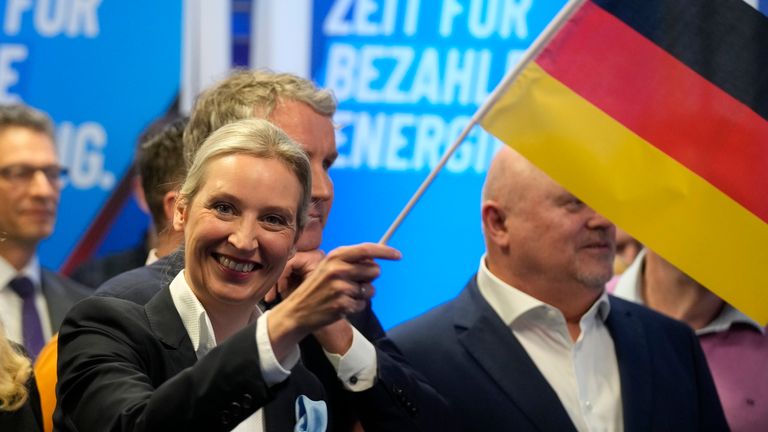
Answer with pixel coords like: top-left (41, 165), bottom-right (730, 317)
top-left (0, 126), bottom-right (56, 153)
top-left (265, 103), bottom-right (335, 146)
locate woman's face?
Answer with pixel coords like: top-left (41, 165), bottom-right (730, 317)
top-left (174, 154), bottom-right (301, 309)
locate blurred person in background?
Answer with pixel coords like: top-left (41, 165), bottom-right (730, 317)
top-left (69, 105), bottom-right (184, 287)
top-left (0, 104), bottom-right (90, 360)
top-left (614, 248), bottom-right (768, 431)
top-left (613, 227), bottom-right (642, 275)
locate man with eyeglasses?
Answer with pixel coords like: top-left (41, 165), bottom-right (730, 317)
top-left (0, 104), bottom-right (90, 359)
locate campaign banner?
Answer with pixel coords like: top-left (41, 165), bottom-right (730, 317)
top-left (312, 0), bottom-right (567, 328)
top-left (0, 0), bottom-right (181, 270)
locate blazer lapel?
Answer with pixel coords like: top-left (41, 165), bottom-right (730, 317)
top-left (606, 297), bottom-right (652, 432)
top-left (455, 279), bottom-right (577, 432)
top-left (145, 287), bottom-right (197, 371)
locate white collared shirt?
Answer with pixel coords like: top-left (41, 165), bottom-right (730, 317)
top-left (0, 255), bottom-right (53, 343)
top-left (145, 248), bottom-right (160, 266)
top-left (477, 256), bottom-right (623, 432)
top-left (614, 249), bottom-right (764, 336)
top-left (168, 270), bottom-right (377, 431)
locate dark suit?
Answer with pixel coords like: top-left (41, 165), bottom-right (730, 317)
top-left (68, 242), bottom-right (148, 289)
top-left (56, 287), bottom-right (325, 432)
top-left (94, 255), bottom-right (453, 431)
top-left (41, 269), bottom-right (91, 335)
top-left (389, 276), bottom-right (729, 432)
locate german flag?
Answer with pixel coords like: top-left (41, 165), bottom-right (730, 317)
top-left (481, 0), bottom-right (768, 324)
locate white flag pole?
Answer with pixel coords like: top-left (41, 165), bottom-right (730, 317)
top-left (379, 0), bottom-right (587, 244)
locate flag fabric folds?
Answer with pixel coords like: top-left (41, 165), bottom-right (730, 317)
top-left (481, 0), bottom-right (768, 324)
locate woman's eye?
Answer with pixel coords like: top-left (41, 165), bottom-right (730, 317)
top-left (263, 214), bottom-right (287, 226)
top-left (213, 202), bottom-right (235, 215)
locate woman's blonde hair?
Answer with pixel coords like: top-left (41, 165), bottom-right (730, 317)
top-left (179, 118), bottom-right (312, 232)
top-left (0, 325), bottom-right (32, 412)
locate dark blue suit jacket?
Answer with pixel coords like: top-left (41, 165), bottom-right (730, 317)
top-left (69, 240), bottom-right (149, 289)
top-left (389, 276), bottom-right (729, 432)
top-left (93, 254), bottom-right (453, 431)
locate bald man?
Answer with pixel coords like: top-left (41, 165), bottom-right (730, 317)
top-left (389, 147), bottom-right (727, 431)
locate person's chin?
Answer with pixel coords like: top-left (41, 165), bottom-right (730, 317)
top-left (296, 220), bottom-right (324, 251)
top-left (21, 224), bottom-right (54, 242)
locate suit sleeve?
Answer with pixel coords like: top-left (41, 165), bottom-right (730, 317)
top-left (350, 337), bottom-right (460, 432)
top-left (299, 303), bottom-right (458, 432)
top-left (56, 297), bottom-right (278, 432)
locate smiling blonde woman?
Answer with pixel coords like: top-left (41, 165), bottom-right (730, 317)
top-left (55, 119), bottom-right (432, 432)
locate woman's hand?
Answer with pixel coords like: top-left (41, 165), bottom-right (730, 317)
top-left (264, 249), bottom-right (326, 306)
top-left (266, 243), bottom-right (400, 359)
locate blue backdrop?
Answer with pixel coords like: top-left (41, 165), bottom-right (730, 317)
top-left (311, 0), bottom-right (568, 328)
top-left (0, 0), bottom-right (182, 270)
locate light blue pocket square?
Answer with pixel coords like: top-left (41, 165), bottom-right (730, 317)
top-left (295, 395), bottom-right (328, 432)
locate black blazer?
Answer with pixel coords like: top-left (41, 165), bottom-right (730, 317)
top-left (56, 286), bottom-right (326, 432)
top-left (94, 256), bottom-right (454, 431)
top-left (41, 269), bottom-right (91, 334)
top-left (389, 276), bottom-right (729, 432)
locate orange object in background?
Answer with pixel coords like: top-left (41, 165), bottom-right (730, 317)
top-left (34, 334), bottom-right (58, 432)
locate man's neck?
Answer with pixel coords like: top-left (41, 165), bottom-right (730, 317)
top-left (486, 257), bottom-right (604, 340)
top-left (155, 231), bottom-right (184, 259)
top-left (514, 279), bottom-right (603, 341)
top-left (0, 242), bottom-right (36, 271)
top-left (642, 258), bottom-right (722, 330)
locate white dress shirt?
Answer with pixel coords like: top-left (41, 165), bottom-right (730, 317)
top-left (145, 248), bottom-right (160, 266)
top-left (0, 255), bottom-right (53, 343)
top-left (476, 256), bottom-right (624, 432)
top-left (169, 270), bottom-right (377, 431)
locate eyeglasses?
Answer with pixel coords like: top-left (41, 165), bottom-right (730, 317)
top-left (0, 164), bottom-right (68, 186)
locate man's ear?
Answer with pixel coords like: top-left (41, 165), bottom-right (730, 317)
top-left (172, 197), bottom-right (187, 232)
top-left (481, 200), bottom-right (510, 248)
top-left (163, 190), bottom-right (178, 228)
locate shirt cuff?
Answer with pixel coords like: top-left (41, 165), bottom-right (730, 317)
top-left (256, 311), bottom-right (300, 386)
top-left (323, 326), bottom-right (377, 392)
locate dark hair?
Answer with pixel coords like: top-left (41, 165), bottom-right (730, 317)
top-left (137, 117), bottom-right (189, 231)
